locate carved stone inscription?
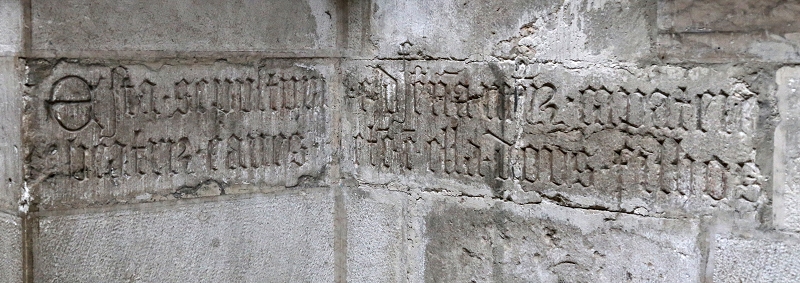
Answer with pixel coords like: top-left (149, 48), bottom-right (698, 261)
top-left (24, 62), bottom-right (327, 208)
top-left (343, 61), bottom-right (763, 215)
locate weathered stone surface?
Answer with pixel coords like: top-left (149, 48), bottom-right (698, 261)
top-left (773, 67), bottom-right (800, 231)
top-left (22, 60), bottom-right (331, 210)
top-left (419, 195), bottom-right (701, 283)
top-left (0, 0), bottom-right (22, 55)
top-left (0, 213), bottom-right (22, 283)
top-left (658, 0), bottom-right (800, 62)
top-left (33, 189), bottom-right (335, 282)
top-left (4, 1), bottom-right (793, 282)
top-left (345, 187), bottom-right (406, 283)
top-left (711, 234), bottom-right (800, 282)
top-left (368, 0), bottom-right (653, 62)
top-left (657, 32), bottom-right (800, 63)
top-left (0, 3), bottom-right (24, 281)
top-left (31, 0), bottom-right (340, 53)
top-left (0, 57), bottom-right (21, 213)
top-left (659, 0), bottom-right (800, 33)
top-left (342, 60), bottom-right (767, 217)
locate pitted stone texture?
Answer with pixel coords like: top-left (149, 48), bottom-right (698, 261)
top-left (31, 0), bottom-right (339, 53)
top-left (658, 0), bottom-right (800, 62)
top-left (22, 60), bottom-right (330, 210)
top-left (346, 188), bottom-right (406, 283)
top-left (419, 196), bottom-right (701, 283)
top-left (0, 213), bottom-right (22, 283)
top-left (0, 0), bottom-right (22, 55)
top-left (34, 189), bottom-right (335, 283)
top-left (369, 0), bottom-right (652, 62)
top-left (0, 57), bottom-right (21, 213)
top-left (774, 67), bottom-right (800, 231)
top-left (342, 60), bottom-right (766, 217)
top-left (711, 234), bottom-right (800, 282)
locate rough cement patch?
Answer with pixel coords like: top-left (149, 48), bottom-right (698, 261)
top-left (0, 57), bottom-right (21, 213)
top-left (345, 187), bottom-right (406, 283)
top-left (31, 0), bottom-right (339, 53)
top-left (420, 195), bottom-right (701, 282)
top-left (0, 213), bottom-right (22, 283)
top-left (711, 234), bottom-right (800, 282)
top-left (33, 189), bottom-right (335, 282)
top-left (369, 0), bottom-right (652, 62)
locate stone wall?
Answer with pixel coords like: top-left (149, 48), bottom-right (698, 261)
top-left (2, 0), bottom-right (800, 282)
top-left (0, 0), bottom-right (24, 282)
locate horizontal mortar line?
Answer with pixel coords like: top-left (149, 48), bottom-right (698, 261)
top-left (657, 30), bottom-right (775, 35)
top-left (377, 185), bottom-right (690, 220)
top-left (25, 49), bottom-right (348, 60)
top-left (375, 56), bottom-right (470, 61)
top-left (0, 209), bottom-right (22, 219)
top-left (0, 51), bottom-right (23, 57)
top-left (345, 57), bottom-right (644, 69)
top-left (538, 198), bottom-right (687, 220)
top-left (32, 186), bottom-right (335, 217)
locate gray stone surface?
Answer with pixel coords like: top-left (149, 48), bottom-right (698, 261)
top-left (31, 0), bottom-right (340, 53)
top-left (0, 57), bottom-right (21, 213)
top-left (0, 2), bottom-right (23, 281)
top-left (3, 0), bottom-right (796, 282)
top-left (416, 194), bottom-right (701, 283)
top-left (774, 67), bottom-right (800, 231)
top-left (22, 60), bottom-right (331, 210)
top-left (658, 0), bottom-right (800, 62)
top-left (345, 187), bottom-right (406, 283)
top-left (342, 60), bottom-right (767, 217)
top-left (0, 0), bottom-right (22, 55)
top-left (0, 213), bottom-right (22, 283)
top-left (711, 234), bottom-right (800, 282)
top-left (33, 189), bottom-right (335, 282)
top-left (368, 0), bottom-right (653, 62)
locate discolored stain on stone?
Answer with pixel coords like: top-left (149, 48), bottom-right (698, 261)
top-left (422, 199), bottom-right (701, 283)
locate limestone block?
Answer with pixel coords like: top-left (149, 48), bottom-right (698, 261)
top-left (342, 60), bottom-right (767, 217)
top-left (774, 67), bottom-right (800, 231)
top-left (368, 0), bottom-right (653, 62)
top-left (659, 0), bottom-right (800, 34)
top-left (0, 57), bottom-right (21, 213)
top-left (711, 234), bottom-right (800, 282)
top-left (21, 60), bottom-right (332, 210)
top-left (0, 0), bottom-right (22, 55)
top-left (419, 196), bottom-right (701, 282)
top-left (658, 0), bottom-right (800, 62)
top-left (0, 213), bottom-right (22, 283)
top-left (345, 187), bottom-right (406, 283)
top-left (657, 32), bottom-right (800, 63)
top-left (33, 189), bottom-right (335, 282)
top-left (31, 0), bottom-right (340, 53)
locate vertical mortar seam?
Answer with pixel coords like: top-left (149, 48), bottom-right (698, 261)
top-left (334, 187), bottom-right (348, 283)
top-left (21, 0), bottom-right (31, 56)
